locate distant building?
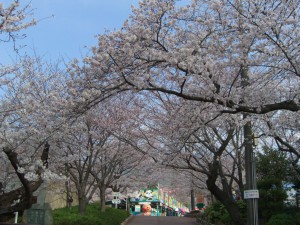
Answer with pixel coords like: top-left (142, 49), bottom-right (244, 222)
top-left (129, 187), bottom-right (189, 216)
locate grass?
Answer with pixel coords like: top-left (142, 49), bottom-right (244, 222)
top-left (52, 203), bottom-right (130, 225)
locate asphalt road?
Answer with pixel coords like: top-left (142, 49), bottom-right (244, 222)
top-left (126, 216), bottom-right (196, 225)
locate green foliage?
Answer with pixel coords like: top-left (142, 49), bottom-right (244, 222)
top-left (196, 203), bottom-right (205, 209)
top-left (204, 201), bottom-right (223, 223)
top-left (236, 200), bottom-right (247, 219)
top-left (266, 213), bottom-right (296, 225)
top-left (256, 147), bottom-right (289, 220)
top-left (204, 200), bottom-right (246, 225)
top-left (256, 147), bottom-right (289, 180)
top-left (53, 203), bottom-right (130, 225)
top-left (294, 212), bottom-right (300, 224)
top-left (257, 182), bottom-right (287, 219)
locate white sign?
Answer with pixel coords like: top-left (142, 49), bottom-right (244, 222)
top-left (135, 205), bottom-right (141, 212)
top-left (112, 199), bottom-right (121, 204)
top-left (113, 192), bottom-right (120, 197)
top-left (244, 190), bottom-right (259, 199)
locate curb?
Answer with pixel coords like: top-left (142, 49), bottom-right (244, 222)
top-left (120, 215), bottom-right (134, 225)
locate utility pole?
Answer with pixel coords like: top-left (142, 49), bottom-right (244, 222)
top-left (241, 66), bottom-right (259, 225)
top-left (191, 189), bottom-right (195, 210)
top-left (243, 120), bottom-right (259, 225)
top-left (190, 173), bottom-right (195, 210)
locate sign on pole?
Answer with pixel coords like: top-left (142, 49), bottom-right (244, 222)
top-left (244, 190), bottom-right (259, 199)
top-left (112, 192), bottom-right (121, 208)
top-left (112, 199), bottom-right (121, 204)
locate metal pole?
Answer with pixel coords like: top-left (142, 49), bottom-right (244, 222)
top-left (191, 189), bottom-right (195, 210)
top-left (244, 121), bottom-right (259, 225)
top-left (14, 212), bottom-right (18, 223)
top-left (14, 199), bottom-right (20, 223)
top-left (241, 53), bottom-right (259, 224)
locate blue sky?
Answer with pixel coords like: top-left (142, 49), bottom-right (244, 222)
top-left (1, 0), bottom-right (140, 63)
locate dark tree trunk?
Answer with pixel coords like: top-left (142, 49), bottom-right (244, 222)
top-left (99, 186), bottom-right (106, 212)
top-left (65, 181), bottom-right (73, 209)
top-left (206, 159), bottom-right (245, 225)
top-left (78, 195), bottom-right (88, 215)
top-left (207, 179), bottom-right (245, 225)
top-left (0, 143), bottom-right (50, 221)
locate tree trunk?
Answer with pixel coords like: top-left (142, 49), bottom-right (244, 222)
top-left (65, 180), bottom-right (72, 209)
top-left (78, 194), bottom-right (87, 215)
top-left (0, 143), bottom-right (50, 221)
top-left (78, 198), bottom-right (86, 215)
top-left (208, 186), bottom-right (245, 225)
top-left (99, 186), bottom-right (106, 212)
top-left (206, 174), bottom-right (245, 225)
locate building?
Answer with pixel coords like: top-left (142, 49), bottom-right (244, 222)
top-left (129, 188), bottom-right (189, 216)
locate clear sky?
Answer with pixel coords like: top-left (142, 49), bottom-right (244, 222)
top-left (1, 0), bottom-right (140, 63)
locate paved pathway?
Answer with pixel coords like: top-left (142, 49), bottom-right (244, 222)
top-left (126, 216), bottom-right (196, 225)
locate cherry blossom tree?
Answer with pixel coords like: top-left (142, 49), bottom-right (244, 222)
top-left (50, 93), bottom-right (151, 214)
top-left (88, 94), bottom-right (152, 212)
top-left (92, 137), bottom-right (146, 212)
top-left (76, 0), bottom-right (299, 115)
top-left (138, 93), bottom-right (246, 224)
top-left (0, 57), bottom-right (69, 220)
top-left (56, 114), bottom-right (109, 215)
top-left (69, 1), bottom-right (299, 224)
top-left (0, 2), bottom-right (51, 221)
top-left (0, 0), bottom-right (35, 49)
top-left (258, 111), bottom-right (300, 177)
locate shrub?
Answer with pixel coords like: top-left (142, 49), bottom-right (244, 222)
top-left (204, 201), bottom-right (231, 224)
top-left (294, 212), bottom-right (300, 224)
top-left (266, 213), bottom-right (296, 225)
top-left (204, 200), bottom-right (246, 225)
top-left (53, 203), bottom-right (130, 225)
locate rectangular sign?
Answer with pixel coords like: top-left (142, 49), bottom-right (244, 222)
top-left (135, 205), bottom-right (141, 212)
top-left (112, 199), bottom-right (121, 204)
top-left (244, 190), bottom-right (259, 199)
top-left (138, 188), bottom-right (159, 202)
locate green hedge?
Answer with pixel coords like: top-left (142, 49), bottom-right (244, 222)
top-left (266, 213), bottom-right (296, 225)
top-left (53, 204), bottom-right (130, 225)
top-left (204, 200), bottom-right (246, 225)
